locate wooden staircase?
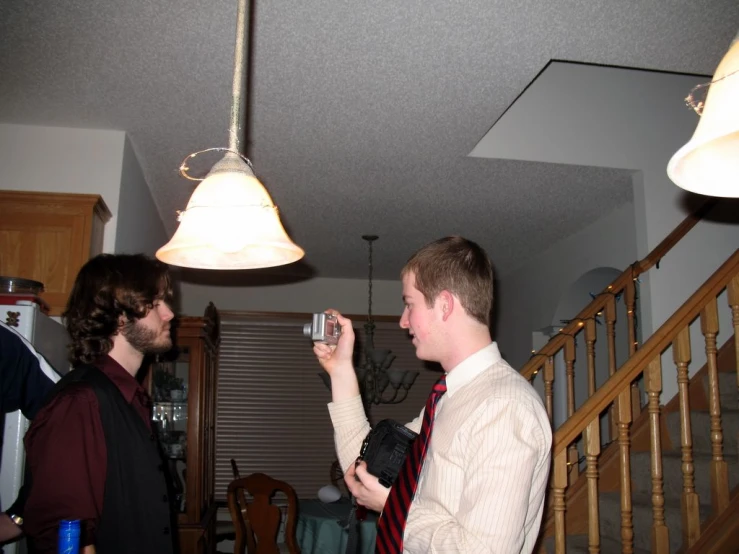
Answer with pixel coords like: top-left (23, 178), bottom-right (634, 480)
top-left (520, 200), bottom-right (739, 553)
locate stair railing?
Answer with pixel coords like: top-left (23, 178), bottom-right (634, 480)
top-left (544, 249), bottom-right (739, 553)
top-left (521, 199), bottom-right (717, 478)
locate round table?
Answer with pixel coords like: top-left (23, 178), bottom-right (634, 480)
top-left (296, 497), bottom-right (377, 554)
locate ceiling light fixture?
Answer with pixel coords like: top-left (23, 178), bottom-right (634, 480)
top-left (667, 30), bottom-right (739, 198)
top-left (156, 0), bottom-right (304, 269)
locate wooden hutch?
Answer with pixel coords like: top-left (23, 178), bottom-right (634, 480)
top-left (146, 303), bottom-right (220, 554)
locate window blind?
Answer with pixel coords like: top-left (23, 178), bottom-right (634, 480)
top-left (214, 311), bottom-right (442, 501)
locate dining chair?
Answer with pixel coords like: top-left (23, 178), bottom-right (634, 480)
top-left (231, 458), bottom-right (242, 479)
top-left (227, 472), bottom-right (301, 554)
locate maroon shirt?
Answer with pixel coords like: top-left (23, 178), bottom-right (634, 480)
top-left (23, 355), bottom-right (153, 553)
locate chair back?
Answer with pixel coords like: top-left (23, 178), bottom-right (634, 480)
top-left (230, 458), bottom-right (242, 479)
top-left (227, 472), bottom-right (301, 554)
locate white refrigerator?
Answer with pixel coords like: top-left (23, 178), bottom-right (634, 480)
top-left (0, 301), bottom-right (71, 554)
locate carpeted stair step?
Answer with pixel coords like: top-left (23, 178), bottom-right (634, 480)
top-left (703, 372), bottom-right (738, 411)
top-left (540, 532), bottom-right (651, 554)
top-left (629, 449), bottom-right (739, 503)
top-left (598, 490), bottom-right (711, 553)
top-left (664, 408), bottom-right (739, 456)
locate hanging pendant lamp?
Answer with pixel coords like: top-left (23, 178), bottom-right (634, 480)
top-left (156, 0), bottom-right (304, 269)
top-left (667, 30), bottom-right (739, 198)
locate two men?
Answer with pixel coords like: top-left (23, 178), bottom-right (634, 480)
top-left (23, 254), bottom-right (176, 554)
top-left (314, 236), bottom-right (552, 553)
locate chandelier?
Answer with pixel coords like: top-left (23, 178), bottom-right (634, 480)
top-left (317, 236), bottom-right (418, 403)
top-left (355, 235), bottom-right (418, 404)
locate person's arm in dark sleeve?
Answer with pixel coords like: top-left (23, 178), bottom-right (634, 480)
top-left (23, 385), bottom-right (106, 554)
top-left (0, 326), bottom-right (57, 420)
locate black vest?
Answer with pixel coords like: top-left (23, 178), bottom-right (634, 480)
top-left (39, 365), bottom-right (175, 554)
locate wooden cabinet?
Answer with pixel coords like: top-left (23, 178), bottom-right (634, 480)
top-left (146, 303), bottom-right (220, 554)
top-left (0, 190), bottom-right (111, 315)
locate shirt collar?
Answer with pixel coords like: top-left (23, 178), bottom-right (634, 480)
top-left (94, 355), bottom-right (147, 405)
top-left (445, 342), bottom-right (500, 397)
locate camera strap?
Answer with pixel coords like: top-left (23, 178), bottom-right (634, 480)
top-left (342, 496), bottom-right (361, 554)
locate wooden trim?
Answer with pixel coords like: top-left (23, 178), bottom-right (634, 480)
top-left (684, 487), bottom-right (739, 554)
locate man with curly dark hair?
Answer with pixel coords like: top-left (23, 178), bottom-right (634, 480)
top-left (22, 254), bottom-right (177, 554)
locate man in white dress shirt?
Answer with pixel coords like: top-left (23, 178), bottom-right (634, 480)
top-left (314, 236), bottom-right (552, 553)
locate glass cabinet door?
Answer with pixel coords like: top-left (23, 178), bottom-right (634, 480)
top-left (151, 348), bottom-right (190, 515)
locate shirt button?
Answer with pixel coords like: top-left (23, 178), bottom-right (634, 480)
top-left (163, 526), bottom-right (170, 535)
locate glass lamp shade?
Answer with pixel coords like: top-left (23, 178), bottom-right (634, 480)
top-left (667, 32), bottom-right (739, 197)
top-left (156, 153), bottom-right (305, 269)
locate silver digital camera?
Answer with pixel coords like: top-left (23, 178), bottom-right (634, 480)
top-left (303, 313), bottom-right (341, 344)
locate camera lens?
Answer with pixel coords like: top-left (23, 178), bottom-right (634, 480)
top-left (303, 323), bottom-right (313, 338)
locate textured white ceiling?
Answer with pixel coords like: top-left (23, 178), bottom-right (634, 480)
top-left (0, 1), bottom-right (737, 279)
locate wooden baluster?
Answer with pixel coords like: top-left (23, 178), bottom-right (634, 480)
top-left (585, 318), bottom-right (597, 397)
top-left (646, 357), bottom-right (669, 553)
top-left (605, 297), bottom-right (618, 441)
top-left (565, 336), bottom-right (580, 484)
top-left (585, 418), bottom-right (601, 554)
top-left (625, 278), bottom-right (638, 355)
top-left (544, 356), bottom-right (554, 424)
top-left (617, 387), bottom-right (634, 554)
top-left (565, 336), bottom-right (576, 418)
top-left (674, 327), bottom-right (700, 546)
top-left (624, 279), bottom-right (643, 422)
top-left (605, 297), bottom-right (617, 377)
top-left (701, 297), bottom-right (729, 513)
top-left (553, 449), bottom-right (568, 554)
top-left (727, 275), bottom-right (739, 396)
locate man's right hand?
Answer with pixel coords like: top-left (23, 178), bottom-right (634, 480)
top-left (313, 310), bottom-right (360, 401)
top-left (312, 310), bottom-right (355, 376)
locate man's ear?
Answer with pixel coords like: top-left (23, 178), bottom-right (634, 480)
top-left (438, 291), bottom-right (454, 322)
top-left (116, 314), bottom-right (127, 332)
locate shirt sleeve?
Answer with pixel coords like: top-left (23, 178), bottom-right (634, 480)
top-left (328, 396), bottom-right (426, 472)
top-left (328, 395), bottom-right (370, 471)
top-left (0, 326), bottom-right (56, 419)
top-left (23, 384), bottom-right (107, 553)
top-left (403, 398), bottom-right (552, 553)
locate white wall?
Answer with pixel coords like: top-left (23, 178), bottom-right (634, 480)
top-left (0, 123), bottom-right (171, 259)
top-left (178, 275), bottom-right (403, 319)
top-left (476, 62), bottom-right (739, 402)
top-left (497, 201), bottom-right (637, 371)
top-left (0, 123), bottom-right (124, 252)
top-left (115, 136), bottom-right (168, 255)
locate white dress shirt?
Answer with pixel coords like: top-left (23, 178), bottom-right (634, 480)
top-left (329, 342), bottom-right (552, 553)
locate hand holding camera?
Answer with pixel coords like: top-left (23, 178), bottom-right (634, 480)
top-left (303, 313), bottom-right (342, 345)
top-left (310, 310), bottom-right (358, 384)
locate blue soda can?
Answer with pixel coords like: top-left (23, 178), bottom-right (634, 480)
top-left (58, 519), bottom-right (81, 554)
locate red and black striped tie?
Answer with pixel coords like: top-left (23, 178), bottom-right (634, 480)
top-left (376, 376), bottom-right (447, 554)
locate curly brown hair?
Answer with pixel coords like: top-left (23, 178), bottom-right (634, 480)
top-left (401, 236), bottom-right (493, 326)
top-left (63, 253), bottom-right (173, 366)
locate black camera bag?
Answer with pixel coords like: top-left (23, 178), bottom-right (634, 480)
top-left (343, 420), bottom-right (417, 554)
top-left (359, 419), bottom-right (418, 487)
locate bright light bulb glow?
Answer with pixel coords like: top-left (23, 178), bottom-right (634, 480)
top-left (668, 34), bottom-right (739, 197)
top-left (156, 155), bottom-right (304, 269)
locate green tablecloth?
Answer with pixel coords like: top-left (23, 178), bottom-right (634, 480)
top-left (296, 497), bottom-right (377, 554)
